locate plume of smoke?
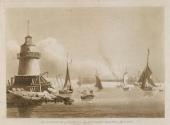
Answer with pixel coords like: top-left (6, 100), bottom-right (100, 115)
top-left (98, 41), bottom-right (120, 80)
top-left (37, 37), bottom-right (67, 76)
top-left (37, 37), bottom-right (113, 79)
top-left (101, 55), bottom-right (119, 79)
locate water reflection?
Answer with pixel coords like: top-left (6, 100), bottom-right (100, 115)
top-left (17, 106), bottom-right (33, 118)
top-left (143, 91), bottom-right (153, 97)
top-left (7, 87), bottom-right (164, 118)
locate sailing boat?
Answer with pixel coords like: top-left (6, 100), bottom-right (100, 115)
top-left (59, 61), bottom-right (73, 94)
top-left (138, 49), bottom-right (156, 91)
top-left (121, 72), bottom-right (130, 91)
top-left (95, 75), bottom-right (103, 90)
top-left (81, 89), bottom-right (94, 100)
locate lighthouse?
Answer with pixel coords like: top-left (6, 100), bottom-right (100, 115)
top-left (13, 21), bottom-right (42, 89)
top-left (17, 21), bottom-right (40, 75)
top-left (8, 21), bottom-right (51, 92)
top-left (17, 35), bottom-right (41, 75)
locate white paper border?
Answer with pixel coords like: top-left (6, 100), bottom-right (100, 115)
top-left (0, 0), bottom-right (169, 125)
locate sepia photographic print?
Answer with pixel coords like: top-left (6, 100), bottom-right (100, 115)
top-left (1, 0), bottom-right (170, 125)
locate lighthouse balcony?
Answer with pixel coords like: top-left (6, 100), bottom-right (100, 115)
top-left (17, 52), bottom-right (41, 59)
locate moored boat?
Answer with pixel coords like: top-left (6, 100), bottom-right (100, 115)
top-left (138, 49), bottom-right (157, 91)
top-left (121, 72), bottom-right (130, 91)
top-left (81, 90), bottom-right (94, 100)
top-left (95, 74), bottom-right (103, 90)
top-left (59, 60), bottom-right (73, 94)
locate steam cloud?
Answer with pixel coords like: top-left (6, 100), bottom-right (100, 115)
top-left (37, 37), bottom-right (113, 79)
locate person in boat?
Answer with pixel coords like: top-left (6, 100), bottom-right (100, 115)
top-left (80, 88), bottom-right (94, 99)
top-left (90, 90), bottom-right (93, 95)
top-left (66, 84), bottom-right (73, 92)
top-left (81, 90), bottom-right (87, 96)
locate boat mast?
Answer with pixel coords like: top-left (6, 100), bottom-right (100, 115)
top-left (147, 49), bottom-right (150, 67)
top-left (39, 75), bottom-right (42, 92)
top-left (142, 49), bottom-right (150, 88)
top-left (63, 53), bottom-right (72, 90)
top-left (56, 75), bottom-right (61, 89)
top-left (27, 20), bottom-right (30, 36)
top-left (63, 62), bottom-right (68, 90)
top-left (60, 75), bottom-right (63, 89)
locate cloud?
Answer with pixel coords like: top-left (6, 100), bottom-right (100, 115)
top-left (37, 37), bottom-right (67, 76)
top-left (6, 40), bottom-right (20, 78)
top-left (6, 37), bottom-right (131, 80)
top-left (36, 37), bottom-right (113, 79)
top-left (38, 37), bottom-right (66, 62)
top-left (6, 40), bottom-right (20, 54)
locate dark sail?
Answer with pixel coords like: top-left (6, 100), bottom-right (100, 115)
top-left (95, 75), bottom-right (103, 89)
top-left (63, 62), bottom-right (72, 91)
top-left (138, 49), bottom-right (156, 88)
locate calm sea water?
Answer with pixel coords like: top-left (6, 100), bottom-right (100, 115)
top-left (7, 83), bottom-right (164, 118)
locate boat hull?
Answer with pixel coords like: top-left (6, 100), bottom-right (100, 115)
top-left (59, 90), bottom-right (73, 94)
top-left (123, 87), bottom-right (129, 91)
top-left (141, 86), bottom-right (153, 91)
top-left (81, 95), bottom-right (94, 100)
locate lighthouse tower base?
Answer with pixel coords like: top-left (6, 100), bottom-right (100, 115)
top-left (13, 75), bottom-right (39, 89)
top-left (18, 58), bottom-right (40, 75)
top-left (13, 74), bottom-right (51, 92)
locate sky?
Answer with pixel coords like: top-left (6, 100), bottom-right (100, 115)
top-left (6, 7), bottom-right (164, 82)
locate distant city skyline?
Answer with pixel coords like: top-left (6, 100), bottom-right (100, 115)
top-left (6, 7), bottom-right (164, 82)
